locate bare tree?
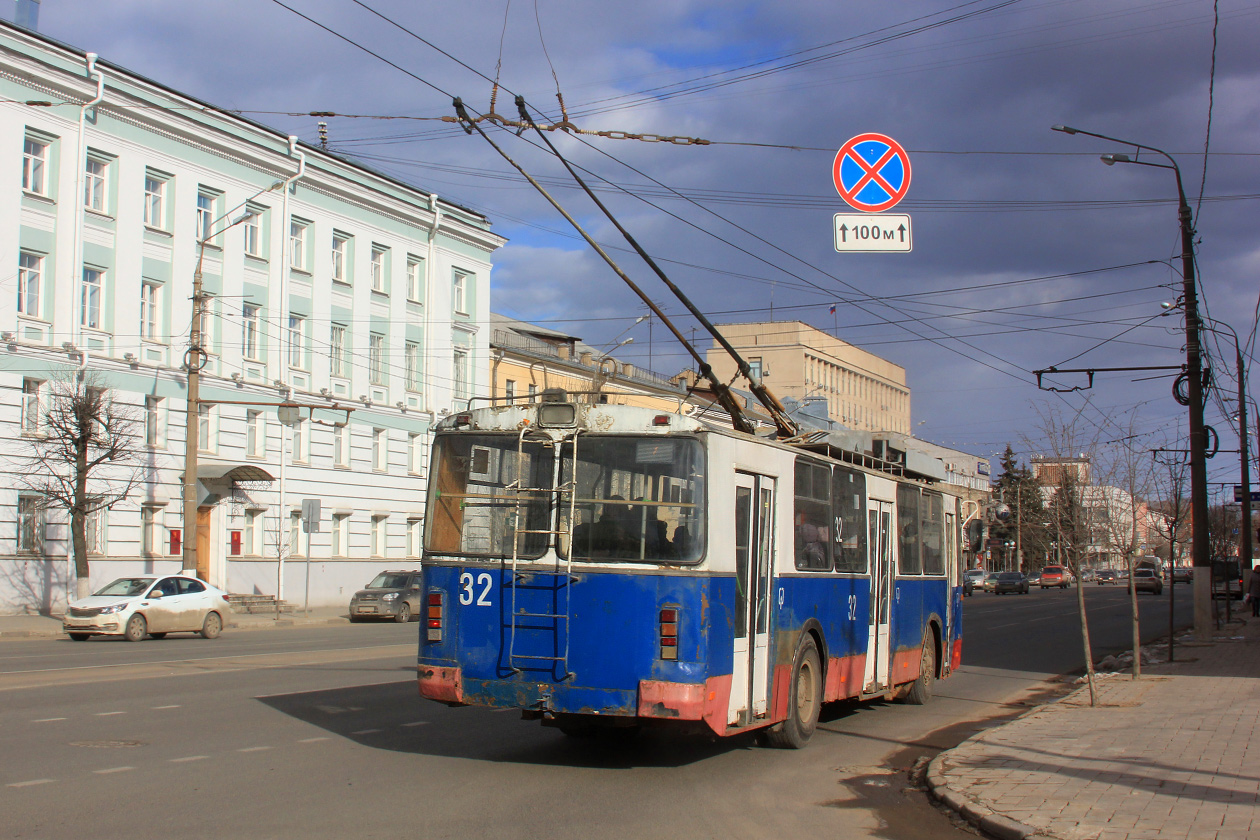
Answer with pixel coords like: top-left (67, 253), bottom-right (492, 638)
top-left (15, 371), bottom-right (143, 600)
top-left (1150, 447), bottom-right (1191, 660)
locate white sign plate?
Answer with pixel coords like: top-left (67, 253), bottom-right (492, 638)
top-left (833, 213), bottom-right (912, 253)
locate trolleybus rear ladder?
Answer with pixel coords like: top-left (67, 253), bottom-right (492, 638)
top-left (505, 427), bottom-right (579, 680)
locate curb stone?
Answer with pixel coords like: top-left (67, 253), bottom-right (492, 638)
top-left (926, 730), bottom-right (1045, 840)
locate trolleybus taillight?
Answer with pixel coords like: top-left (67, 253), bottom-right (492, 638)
top-left (427, 592), bottom-right (443, 642)
top-left (659, 608), bottom-right (678, 660)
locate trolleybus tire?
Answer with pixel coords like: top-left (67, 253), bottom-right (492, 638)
top-left (902, 631), bottom-right (936, 705)
top-left (765, 635), bottom-right (822, 749)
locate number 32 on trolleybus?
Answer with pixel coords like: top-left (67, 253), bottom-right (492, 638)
top-left (417, 395), bottom-right (964, 747)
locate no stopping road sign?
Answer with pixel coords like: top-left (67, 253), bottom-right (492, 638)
top-left (833, 133), bottom-right (911, 212)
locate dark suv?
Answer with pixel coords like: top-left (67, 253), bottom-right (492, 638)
top-left (349, 570), bottom-right (423, 623)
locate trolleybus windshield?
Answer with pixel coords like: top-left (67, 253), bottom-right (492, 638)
top-left (425, 433), bottom-right (705, 563)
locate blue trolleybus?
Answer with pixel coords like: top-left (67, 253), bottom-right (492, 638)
top-left (417, 395), bottom-right (965, 747)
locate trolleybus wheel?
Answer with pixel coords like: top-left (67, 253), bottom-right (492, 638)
top-left (765, 635), bottom-right (821, 749)
top-left (903, 631), bottom-right (936, 705)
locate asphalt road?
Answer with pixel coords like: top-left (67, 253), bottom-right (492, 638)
top-left (0, 586), bottom-right (1191, 840)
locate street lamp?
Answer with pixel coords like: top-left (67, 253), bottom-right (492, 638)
top-left (1052, 124), bottom-right (1212, 641)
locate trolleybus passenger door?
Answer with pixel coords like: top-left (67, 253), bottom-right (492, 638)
top-left (730, 472), bottom-right (775, 726)
top-left (863, 500), bottom-right (895, 692)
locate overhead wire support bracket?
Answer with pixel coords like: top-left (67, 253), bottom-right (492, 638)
top-left (1033, 364), bottom-right (1185, 393)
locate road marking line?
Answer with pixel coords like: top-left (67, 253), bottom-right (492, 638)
top-left (8, 779), bottom-right (55, 788)
top-left (400, 721), bottom-right (428, 727)
top-left (169, 755), bottom-right (209, 763)
top-left (93, 767), bottom-right (135, 775)
top-left (8, 644), bottom-right (411, 676)
top-left (237, 746), bottom-right (272, 752)
top-left (297, 737), bottom-right (329, 743)
top-left (152, 704), bottom-right (181, 710)
top-left (94, 711), bottom-right (125, 717)
top-left (351, 728), bottom-right (381, 735)
top-left (32, 717), bottom-right (67, 722)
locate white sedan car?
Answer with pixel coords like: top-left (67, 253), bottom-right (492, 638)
top-left (63, 575), bottom-right (231, 642)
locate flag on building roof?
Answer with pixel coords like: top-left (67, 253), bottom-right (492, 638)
top-left (828, 304), bottom-right (837, 314)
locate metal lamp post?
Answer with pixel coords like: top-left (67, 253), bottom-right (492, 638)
top-left (1052, 125), bottom-right (1213, 641)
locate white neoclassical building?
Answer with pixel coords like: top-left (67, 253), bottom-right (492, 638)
top-left (0, 21), bottom-right (503, 613)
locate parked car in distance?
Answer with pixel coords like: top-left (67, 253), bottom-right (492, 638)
top-left (349, 570), bottom-right (423, 623)
top-left (963, 568), bottom-right (986, 596)
top-left (1171, 566), bottom-right (1193, 583)
top-left (983, 572), bottom-right (1001, 592)
top-left (994, 571), bottom-right (1030, 595)
top-left (1133, 567), bottom-right (1163, 595)
top-left (1096, 569), bottom-right (1117, 584)
top-left (63, 575), bottom-right (230, 642)
top-left (1039, 565), bottom-right (1071, 589)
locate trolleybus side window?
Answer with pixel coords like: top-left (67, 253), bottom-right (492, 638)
top-left (793, 459), bottom-right (832, 570)
top-left (897, 484), bottom-right (922, 575)
top-left (922, 491), bottom-right (945, 575)
top-left (832, 466), bottom-right (868, 574)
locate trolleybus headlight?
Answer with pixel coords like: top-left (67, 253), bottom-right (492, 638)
top-left (660, 608), bottom-right (679, 660)
top-left (426, 592), bottom-right (444, 642)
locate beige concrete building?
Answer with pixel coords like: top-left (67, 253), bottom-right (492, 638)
top-left (705, 321), bottom-right (911, 434)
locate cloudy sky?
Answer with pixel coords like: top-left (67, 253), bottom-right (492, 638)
top-left (34, 0), bottom-right (1260, 486)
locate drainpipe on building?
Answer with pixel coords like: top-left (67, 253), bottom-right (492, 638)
top-left (423, 194), bottom-right (440, 420)
top-left (276, 136), bottom-right (304, 613)
top-left (72, 53), bottom-right (103, 373)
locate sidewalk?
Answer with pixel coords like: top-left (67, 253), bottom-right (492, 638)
top-left (928, 615), bottom-right (1260, 840)
top-left (0, 606), bottom-right (352, 638)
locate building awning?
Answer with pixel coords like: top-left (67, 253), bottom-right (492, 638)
top-left (195, 464), bottom-right (276, 484)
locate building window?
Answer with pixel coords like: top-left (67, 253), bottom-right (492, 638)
top-left (198, 403), bottom-right (216, 453)
top-left (140, 281), bottom-right (160, 340)
top-left (331, 513), bottom-right (349, 557)
top-left (22, 137), bottom-right (48, 195)
top-left (371, 515), bottom-right (387, 557)
top-left (145, 395), bottom-right (165, 448)
top-left (143, 174), bottom-right (166, 228)
top-left (527, 383), bottom-right (537, 401)
top-left (196, 191), bottom-right (215, 241)
top-left (330, 324), bottom-right (347, 378)
top-left (452, 270), bottom-right (468, 315)
top-left (243, 208), bottom-right (262, 257)
top-left (199, 295), bottom-right (217, 357)
top-left (372, 428), bottom-right (387, 472)
top-left (242, 304), bottom-right (261, 361)
top-left (453, 349), bottom-right (470, 400)
top-left (505, 379), bottom-right (515, 402)
top-left (246, 409), bottom-right (265, 457)
top-left (21, 378), bottom-right (43, 434)
top-left (291, 418), bottom-right (308, 463)
top-left (288, 314), bottom-right (305, 369)
top-left (81, 267), bottom-right (103, 330)
top-left (369, 333), bottom-right (386, 385)
top-left (407, 518), bottom-right (423, 557)
top-left (371, 247), bottom-right (386, 292)
top-left (408, 432), bottom-right (424, 474)
top-left (17, 495), bottom-right (45, 553)
top-left (86, 505), bottom-right (106, 555)
top-left (290, 220), bottom-right (307, 270)
top-left (406, 257), bottom-right (423, 303)
top-left (405, 341), bottom-right (421, 391)
top-left (17, 251), bottom-right (41, 317)
top-left (333, 425), bottom-right (349, 468)
top-left (244, 509), bottom-right (262, 556)
top-left (331, 234), bottom-right (348, 282)
top-left (290, 511), bottom-right (302, 558)
top-left (84, 157), bottom-right (107, 212)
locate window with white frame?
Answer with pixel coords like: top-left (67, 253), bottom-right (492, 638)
top-left (288, 314), bottom-right (305, 369)
top-left (408, 432), bottom-right (424, 474)
top-left (198, 403), bottom-right (216, 453)
top-left (331, 234), bottom-right (348, 282)
top-left (81, 267), bottom-right (103, 330)
top-left (405, 341), bottom-right (421, 391)
top-left (407, 517), bottom-right (423, 557)
top-left (242, 304), bottom-right (261, 361)
top-left (406, 256), bottom-right (423, 303)
top-left (17, 495), bottom-right (45, 553)
top-left (371, 247), bottom-right (386, 292)
top-left (199, 295), bottom-right (216, 356)
top-left (246, 409), bottom-right (266, 457)
top-left (244, 509), bottom-right (262, 556)
top-left (289, 511), bottom-right (302, 558)
top-left (196, 190), bottom-right (215, 241)
top-left (372, 428), bottom-right (387, 472)
top-left (453, 348), bottom-right (470, 400)
top-left (17, 251), bottom-right (41, 317)
top-left (333, 424), bottom-right (349, 468)
top-left (84, 156), bottom-right (107, 212)
top-left (86, 504), bottom-right (106, 555)
top-left (21, 378), bottom-right (43, 435)
top-left (330, 324), bottom-right (347, 378)
top-left (145, 395), bottom-right (165, 448)
top-left (143, 173), bottom-right (167, 228)
top-left (371, 515), bottom-right (387, 557)
top-left (141, 506), bottom-right (162, 556)
top-left (243, 206), bottom-right (263, 257)
top-left (452, 270), bottom-right (469, 314)
top-left (22, 137), bottom-right (48, 195)
top-left (140, 281), bottom-right (160, 340)
top-left (291, 418), bottom-right (308, 463)
top-left (331, 513), bottom-right (349, 557)
top-left (290, 220), bottom-right (308, 270)
top-left (369, 333), bottom-right (386, 385)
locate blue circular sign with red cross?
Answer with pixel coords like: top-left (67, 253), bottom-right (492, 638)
top-left (833, 133), bottom-right (912, 212)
